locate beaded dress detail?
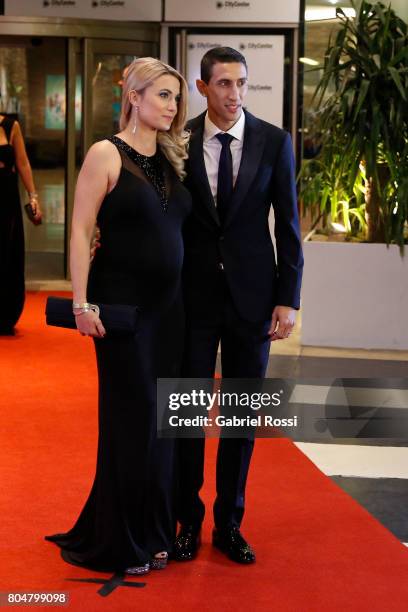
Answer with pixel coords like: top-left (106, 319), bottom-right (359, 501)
top-left (109, 135), bottom-right (168, 212)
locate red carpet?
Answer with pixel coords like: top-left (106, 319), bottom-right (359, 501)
top-left (1, 292), bottom-right (408, 611)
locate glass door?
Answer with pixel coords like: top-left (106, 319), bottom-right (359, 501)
top-left (0, 34), bottom-right (157, 282)
top-left (65, 38), bottom-right (158, 280)
top-left (0, 36), bottom-right (67, 280)
top-left (65, 38), bottom-right (157, 279)
top-left (82, 39), bottom-right (156, 151)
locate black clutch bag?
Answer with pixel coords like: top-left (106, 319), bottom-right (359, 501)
top-left (45, 297), bottom-right (140, 334)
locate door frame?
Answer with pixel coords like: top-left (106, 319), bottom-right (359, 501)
top-left (0, 15), bottom-right (159, 43)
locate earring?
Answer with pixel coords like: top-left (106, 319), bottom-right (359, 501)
top-left (132, 106), bottom-right (139, 134)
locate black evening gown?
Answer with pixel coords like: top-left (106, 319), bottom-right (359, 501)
top-left (45, 136), bottom-right (191, 572)
top-left (0, 116), bottom-right (25, 334)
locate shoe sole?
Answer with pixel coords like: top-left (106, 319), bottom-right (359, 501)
top-left (125, 564), bottom-right (150, 575)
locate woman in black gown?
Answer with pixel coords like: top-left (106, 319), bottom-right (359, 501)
top-left (45, 58), bottom-right (191, 574)
top-left (0, 115), bottom-right (42, 334)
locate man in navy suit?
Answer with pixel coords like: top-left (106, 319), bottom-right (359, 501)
top-left (173, 47), bottom-right (304, 565)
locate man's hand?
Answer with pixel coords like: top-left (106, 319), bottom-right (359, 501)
top-left (268, 305), bottom-right (296, 341)
top-left (90, 227), bottom-right (101, 262)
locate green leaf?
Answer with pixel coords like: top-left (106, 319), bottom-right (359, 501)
top-left (321, 186), bottom-right (330, 213)
top-left (349, 208), bottom-right (367, 229)
top-left (372, 54), bottom-right (381, 69)
top-left (353, 79), bottom-right (370, 121)
top-left (388, 66), bottom-right (407, 100)
top-left (389, 46), bottom-right (408, 67)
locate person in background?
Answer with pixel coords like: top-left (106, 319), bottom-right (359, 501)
top-left (0, 114), bottom-right (42, 335)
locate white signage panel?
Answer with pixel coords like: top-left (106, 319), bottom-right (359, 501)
top-left (186, 34), bottom-right (285, 128)
top-left (4, 0), bottom-right (162, 21)
top-left (166, 0), bottom-right (300, 23)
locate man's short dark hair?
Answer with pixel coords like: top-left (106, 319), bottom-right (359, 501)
top-left (200, 47), bottom-right (248, 84)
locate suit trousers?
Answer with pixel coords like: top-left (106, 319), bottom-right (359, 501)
top-left (177, 269), bottom-right (271, 530)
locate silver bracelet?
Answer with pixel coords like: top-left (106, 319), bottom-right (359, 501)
top-left (72, 302), bottom-right (100, 316)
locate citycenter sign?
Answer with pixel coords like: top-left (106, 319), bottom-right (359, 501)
top-left (165, 0), bottom-right (301, 23)
top-left (4, 0), bottom-right (301, 23)
top-left (4, 0), bottom-right (162, 20)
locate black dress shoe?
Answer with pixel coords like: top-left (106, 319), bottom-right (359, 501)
top-left (173, 525), bottom-right (201, 561)
top-left (212, 527), bottom-right (256, 564)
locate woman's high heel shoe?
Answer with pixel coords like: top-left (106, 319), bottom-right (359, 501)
top-left (125, 562), bottom-right (150, 575)
top-left (150, 552), bottom-right (168, 570)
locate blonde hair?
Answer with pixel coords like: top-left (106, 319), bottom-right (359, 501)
top-left (120, 57), bottom-right (189, 179)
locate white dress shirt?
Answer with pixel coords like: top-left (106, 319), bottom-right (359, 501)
top-left (203, 111), bottom-right (245, 206)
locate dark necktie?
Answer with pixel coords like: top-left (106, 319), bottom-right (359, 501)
top-left (215, 133), bottom-right (234, 224)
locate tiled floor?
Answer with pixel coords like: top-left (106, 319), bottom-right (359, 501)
top-left (291, 378), bottom-right (408, 547)
top-left (222, 345), bottom-right (408, 547)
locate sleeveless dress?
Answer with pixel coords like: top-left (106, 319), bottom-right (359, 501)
top-left (0, 116), bottom-right (25, 334)
top-left (45, 136), bottom-right (192, 572)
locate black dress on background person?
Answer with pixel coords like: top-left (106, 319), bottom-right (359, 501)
top-left (0, 115), bottom-right (25, 334)
top-left (45, 136), bottom-right (191, 572)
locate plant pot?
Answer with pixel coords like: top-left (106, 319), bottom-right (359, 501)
top-left (301, 241), bottom-right (408, 350)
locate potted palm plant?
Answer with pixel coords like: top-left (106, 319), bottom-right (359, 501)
top-left (300, 0), bottom-right (408, 350)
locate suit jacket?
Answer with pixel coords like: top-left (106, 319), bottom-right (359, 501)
top-left (182, 109), bottom-right (304, 323)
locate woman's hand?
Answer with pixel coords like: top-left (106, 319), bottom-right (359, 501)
top-left (30, 197), bottom-right (43, 223)
top-left (75, 310), bottom-right (106, 338)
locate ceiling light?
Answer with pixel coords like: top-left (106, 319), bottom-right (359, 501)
top-left (300, 57), bottom-right (320, 66)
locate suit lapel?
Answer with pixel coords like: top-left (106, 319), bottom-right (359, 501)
top-left (224, 110), bottom-right (266, 229)
top-left (187, 114), bottom-right (220, 227)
